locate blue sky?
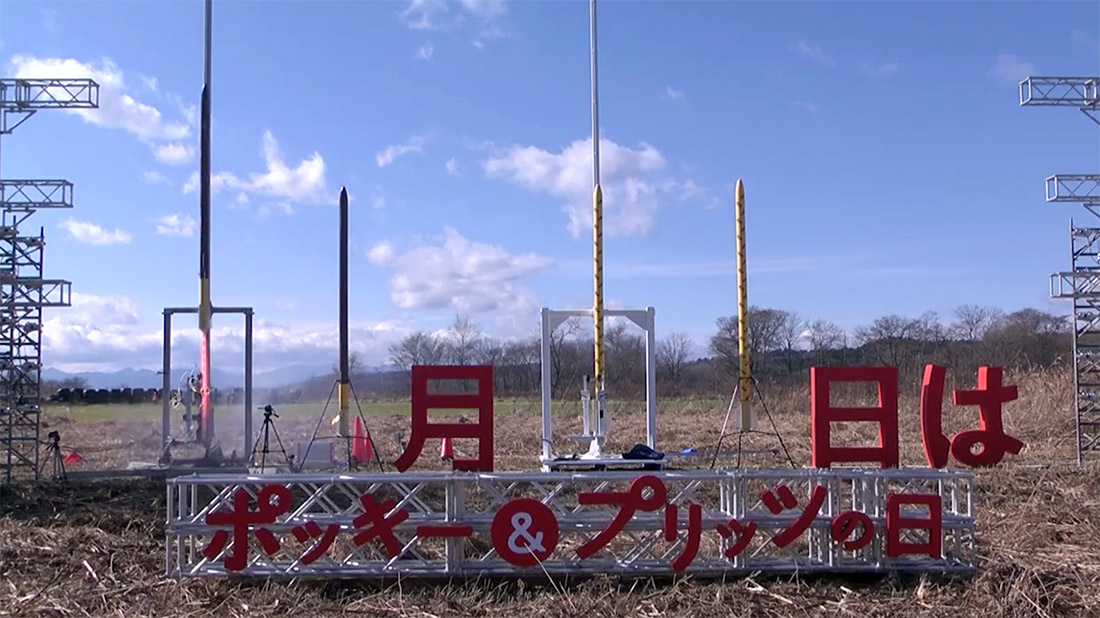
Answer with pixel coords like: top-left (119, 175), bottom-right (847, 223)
top-left (0, 0), bottom-right (1098, 373)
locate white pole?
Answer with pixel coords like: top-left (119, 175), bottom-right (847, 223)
top-left (590, 0), bottom-right (600, 186)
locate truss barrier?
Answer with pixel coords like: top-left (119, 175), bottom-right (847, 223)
top-left (166, 468), bottom-right (976, 578)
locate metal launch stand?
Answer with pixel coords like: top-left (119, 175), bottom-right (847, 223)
top-left (158, 305), bottom-right (254, 466)
top-left (538, 307), bottom-right (664, 471)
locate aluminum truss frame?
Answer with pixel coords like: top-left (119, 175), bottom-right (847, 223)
top-left (161, 306), bottom-right (254, 464)
top-left (0, 78), bottom-right (99, 483)
top-left (1021, 75), bottom-right (1100, 463)
top-left (166, 468), bottom-right (976, 578)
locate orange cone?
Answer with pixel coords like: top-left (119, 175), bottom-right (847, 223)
top-left (351, 416), bottom-right (372, 464)
top-left (439, 437), bottom-right (453, 461)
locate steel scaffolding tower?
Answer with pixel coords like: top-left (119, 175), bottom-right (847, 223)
top-left (1021, 76), bottom-right (1100, 464)
top-left (0, 78), bottom-right (99, 482)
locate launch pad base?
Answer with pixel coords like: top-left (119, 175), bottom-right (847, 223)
top-left (540, 454), bottom-right (668, 472)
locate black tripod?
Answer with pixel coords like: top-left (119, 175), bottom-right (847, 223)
top-left (45, 430), bottom-right (66, 480)
top-left (250, 405), bottom-right (291, 470)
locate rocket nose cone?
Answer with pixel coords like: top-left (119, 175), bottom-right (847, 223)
top-left (736, 179), bottom-right (744, 191)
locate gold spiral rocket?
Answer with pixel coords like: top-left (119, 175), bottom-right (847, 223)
top-left (593, 184), bottom-right (604, 388)
top-left (735, 178), bottom-right (754, 429)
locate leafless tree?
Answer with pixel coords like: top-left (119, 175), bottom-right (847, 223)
top-left (332, 351), bottom-right (364, 378)
top-left (807, 319), bottom-right (845, 351)
top-left (445, 313), bottom-right (484, 365)
top-left (710, 306), bottom-right (788, 375)
top-left (388, 331), bottom-right (446, 371)
top-left (657, 332), bottom-right (694, 395)
top-left (951, 304), bottom-right (1005, 341)
top-left (777, 310), bottom-right (806, 375)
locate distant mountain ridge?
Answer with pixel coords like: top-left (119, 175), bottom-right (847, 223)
top-left (40, 363), bottom-right (354, 390)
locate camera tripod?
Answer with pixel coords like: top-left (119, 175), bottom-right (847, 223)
top-left (45, 430), bottom-right (66, 480)
top-left (250, 404), bottom-right (291, 470)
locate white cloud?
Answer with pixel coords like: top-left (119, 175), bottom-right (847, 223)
top-left (793, 40), bottom-right (835, 66)
top-left (399, 0), bottom-right (510, 46)
top-left (142, 170), bottom-right (170, 185)
top-left (417, 42), bottom-right (435, 60)
top-left (793, 100), bottom-right (819, 113)
top-left (988, 54), bottom-right (1037, 86)
top-left (42, 293), bottom-right (408, 373)
top-left (367, 242), bottom-right (395, 265)
top-left (376, 135), bottom-right (427, 167)
top-left (663, 85), bottom-right (685, 101)
top-left (482, 137), bottom-right (711, 238)
top-left (154, 142), bottom-right (195, 165)
top-left (7, 55), bottom-right (192, 162)
top-left (58, 218), bottom-right (132, 246)
top-left (445, 157), bottom-right (461, 176)
top-left (860, 62), bottom-right (900, 79)
top-left (184, 130), bottom-right (328, 208)
top-left (138, 74), bottom-right (158, 94)
top-left (367, 227), bottom-right (553, 321)
top-left (154, 213), bottom-right (196, 238)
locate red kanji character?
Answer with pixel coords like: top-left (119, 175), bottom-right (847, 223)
top-left (291, 521), bottom-right (340, 565)
top-left (576, 475), bottom-right (667, 559)
top-left (351, 493), bottom-right (410, 558)
top-left (830, 511), bottom-right (873, 551)
top-left (662, 503), bottom-right (702, 572)
top-left (810, 367), bottom-right (900, 468)
top-left (886, 493), bottom-right (942, 559)
top-left (394, 365), bottom-right (495, 472)
top-left (920, 364), bottom-right (1025, 468)
top-left (761, 484), bottom-right (827, 548)
top-left (202, 484), bottom-right (291, 571)
top-left (715, 518), bottom-right (757, 560)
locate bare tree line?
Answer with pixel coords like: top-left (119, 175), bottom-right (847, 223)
top-left (278, 305), bottom-right (1070, 403)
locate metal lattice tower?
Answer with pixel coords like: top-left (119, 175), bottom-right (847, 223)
top-left (1021, 77), bottom-right (1100, 464)
top-left (0, 78), bottom-right (99, 482)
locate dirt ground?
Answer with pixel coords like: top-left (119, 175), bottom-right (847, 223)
top-left (2, 369), bottom-right (1099, 618)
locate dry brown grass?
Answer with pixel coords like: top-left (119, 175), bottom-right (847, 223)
top-left (3, 367), bottom-right (1099, 617)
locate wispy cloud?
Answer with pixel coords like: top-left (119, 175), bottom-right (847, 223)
top-left (446, 157), bottom-right (461, 176)
top-left (662, 85), bottom-right (685, 101)
top-left (793, 100), bottom-right (819, 113)
top-left (59, 219), bottom-right (132, 246)
top-left (376, 135), bottom-right (428, 167)
top-left (987, 54), bottom-right (1036, 86)
top-left (154, 213), bottom-right (196, 238)
top-left (416, 42), bottom-right (434, 60)
top-left (860, 61), bottom-right (900, 79)
top-left (558, 253), bottom-right (969, 281)
top-left (793, 40), bottom-right (835, 66)
top-left (142, 170), bottom-right (170, 185)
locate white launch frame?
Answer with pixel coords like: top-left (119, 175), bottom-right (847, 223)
top-left (539, 307), bottom-right (659, 471)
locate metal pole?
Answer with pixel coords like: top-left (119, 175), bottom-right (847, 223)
top-left (590, 0), bottom-right (600, 186)
top-left (162, 310), bottom-right (171, 450)
top-left (338, 187), bottom-right (350, 437)
top-left (244, 309), bottom-right (253, 461)
top-left (197, 0), bottom-right (214, 446)
top-left (540, 308), bottom-right (553, 462)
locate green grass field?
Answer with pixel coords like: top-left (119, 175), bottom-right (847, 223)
top-left (42, 398), bottom-right (558, 423)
